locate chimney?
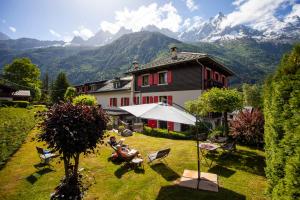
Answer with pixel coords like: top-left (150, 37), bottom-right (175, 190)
top-left (170, 45), bottom-right (177, 59)
top-left (132, 60), bottom-right (139, 70)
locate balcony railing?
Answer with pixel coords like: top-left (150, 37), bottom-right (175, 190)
top-left (204, 79), bottom-right (224, 89)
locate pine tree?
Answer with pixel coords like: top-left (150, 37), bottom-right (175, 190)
top-left (51, 72), bottom-right (70, 103)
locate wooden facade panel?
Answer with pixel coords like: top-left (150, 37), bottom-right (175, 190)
top-left (135, 61), bottom-right (203, 92)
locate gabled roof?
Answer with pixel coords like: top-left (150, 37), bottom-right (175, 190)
top-left (89, 76), bottom-right (132, 93)
top-left (12, 90), bottom-right (31, 97)
top-left (128, 51), bottom-right (235, 76)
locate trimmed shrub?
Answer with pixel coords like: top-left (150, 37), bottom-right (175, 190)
top-left (13, 101), bottom-right (29, 108)
top-left (0, 100), bottom-right (14, 107)
top-left (263, 43), bottom-right (300, 199)
top-left (73, 95), bottom-right (97, 106)
top-left (143, 126), bottom-right (191, 140)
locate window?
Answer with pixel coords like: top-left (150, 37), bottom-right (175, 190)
top-left (121, 97), bottom-right (130, 106)
top-left (110, 98), bottom-right (117, 107)
top-left (158, 72), bottom-right (167, 85)
top-left (142, 75), bottom-right (149, 86)
top-left (206, 69), bottom-right (211, 80)
top-left (215, 73), bottom-right (219, 81)
top-left (158, 121), bottom-right (167, 129)
top-left (113, 82), bottom-right (121, 89)
top-left (159, 96), bottom-right (167, 103)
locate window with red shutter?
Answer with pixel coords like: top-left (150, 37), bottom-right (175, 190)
top-left (121, 98), bottom-right (123, 106)
top-left (142, 96), bottom-right (147, 104)
top-left (153, 73), bottom-right (158, 85)
top-left (154, 96), bottom-right (159, 103)
top-left (109, 98), bottom-right (112, 107)
top-left (149, 96), bottom-right (153, 103)
top-left (149, 74), bottom-right (153, 85)
top-left (137, 75), bottom-right (142, 87)
top-left (167, 96), bottom-right (173, 105)
top-left (167, 121), bottom-right (174, 131)
top-left (133, 97), bottom-right (136, 104)
top-left (167, 71), bottom-right (172, 84)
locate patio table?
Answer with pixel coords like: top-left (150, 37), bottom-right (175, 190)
top-left (198, 143), bottom-right (220, 168)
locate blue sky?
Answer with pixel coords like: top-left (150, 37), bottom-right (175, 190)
top-left (0, 0), bottom-right (299, 41)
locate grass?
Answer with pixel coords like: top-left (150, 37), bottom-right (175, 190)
top-left (0, 107), bottom-right (45, 167)
top-left (0, 129), bottom-right (268, 200)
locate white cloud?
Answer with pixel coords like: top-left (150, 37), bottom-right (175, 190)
top-left (100, 2), bottom-right (182, 34)
top-left (232, 0), bottom-right (247, 6)
top-left (220, 0), bottom-right (291, 30)
top-left (9, 26), bottom-right (16, 33)
top-left (181, 16), bottom-right (204, 32)
top-left (285, 3), bottom-right (300, 19)
top-left (49, 29), bottom-right (61, 38)
top-left (186, 0), bottom-right (198, 11)
top-left (73, 26), bottom-right (94, 40)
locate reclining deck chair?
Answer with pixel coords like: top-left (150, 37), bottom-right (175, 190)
top-left (148, 148), bottom-right (171, 164)
top-left (36, 147), bottom-right (57, 165)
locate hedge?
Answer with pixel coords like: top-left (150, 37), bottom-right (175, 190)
top-left (142, 126), bottom-right (193, 140)
top-left (0, 100), bottom-right (29, 108)
top-left (263, 44), bottom-right (300, 199)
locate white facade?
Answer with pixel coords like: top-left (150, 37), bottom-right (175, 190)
top-left (93, 90), bottom-right (131, 108)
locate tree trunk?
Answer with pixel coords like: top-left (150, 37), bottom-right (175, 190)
top-left (224, 111), bottom-right (229, 136)
top-left (63, 153), bottom-right (70, 180)
top-left (74, 153), bottom-right (80, 177)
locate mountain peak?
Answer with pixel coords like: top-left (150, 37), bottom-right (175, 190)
top-left (0, 32), bottom-right (10, 40)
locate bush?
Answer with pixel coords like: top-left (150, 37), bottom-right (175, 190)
top-left (230, 108), bottom-right (264, 146)
top-left (13, 101), bottom-right (29, 108)
top-left (263, 43), bottom-right (300, 199)
top-left (208, 126), bottom-right (224, 139)
top-left (73, 95), bottom-right (97, 106)
top-left (0, 100), bottom-right (29, 108)
top-left (118, 125), bottom-right (125, 133)
top-left (0, 107), bottom-right (44, 166)
top-left (143, 126), bottom-right (191, 140)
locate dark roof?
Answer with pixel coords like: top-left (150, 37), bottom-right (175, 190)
top-left (74, 79), bottom-right (107, 87)
top-left (128, 52), bottom-right (235, 76)
top-left (89, 76), bottom-right (132, 93)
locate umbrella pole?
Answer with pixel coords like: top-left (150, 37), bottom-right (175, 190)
top-left (196, 116), bottom-right (201, 189)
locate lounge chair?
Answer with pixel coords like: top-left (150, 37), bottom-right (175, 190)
top-left (220, 141), bottom-right (236, 156)
top-left (148, 148), bottom-right (171, 164)
top-left (36, 147), bottom-right (57, 165)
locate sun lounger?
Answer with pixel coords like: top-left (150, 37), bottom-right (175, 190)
top-left (36, 147), bottom-right (57, 165)
top-left (148, 148), bottom-right (171, 164)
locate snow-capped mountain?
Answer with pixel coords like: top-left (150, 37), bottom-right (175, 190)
top-left (178, 12), bottom-right (300, 43)
top-left (68, 12), bottom-right (299, 46)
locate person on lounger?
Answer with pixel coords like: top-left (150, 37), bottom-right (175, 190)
top-left (116, 145), bottom-right (139, 160)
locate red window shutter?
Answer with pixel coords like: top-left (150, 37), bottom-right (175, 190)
top-left (126, 98), bottom-right (129, 105)
top-left (153, 73), bottom-right (158, 85)
top-left (149, 96), bottom-right (153, 103)
top-left (167, 71), bottom-right (172, 84)
top-left (154, 96), bottom-right (159, 103)
top-left (133, 97), bottom-right (136, 105)
top-left (137, 76), bottom-right (142, 87)
top-left (142, 96), bottom-right (147, 104)
top-left (109, 98), bottom-right (112, 107)
top-left (167, 122), bottom-right (174, 131)
top-left (148, 120), bottom-right (157, 128)
top-left (149, 74), bottom-right (153, 85)
top-left (114, 98), bottom-right (117, 107)
top-left (167, 96), bottom-right (173, 105)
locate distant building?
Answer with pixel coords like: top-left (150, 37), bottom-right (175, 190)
top-left (0, 84), bottom-right (16, 101)
top-left (12, 90), bottom-right (31, 101)
top-left (75, 46), bottom-right (234, 131)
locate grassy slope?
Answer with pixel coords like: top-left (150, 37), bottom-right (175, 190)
top-left (0, 130), bottom-right (268, 200)
top-left (0, 107), bottom-right (44, 166)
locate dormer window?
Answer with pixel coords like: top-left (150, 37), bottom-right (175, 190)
top-left (113, 82), bottom-right (121, 89)
top-left (142, 75), bottom-right (149, 86)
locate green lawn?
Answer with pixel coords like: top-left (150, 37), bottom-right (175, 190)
top-left (0, 129), bottom-right (268, 200)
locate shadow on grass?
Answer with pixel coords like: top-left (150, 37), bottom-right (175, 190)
top-left (208, 165), bottom-right (236, 178)
top-left (114, 163), bottom-right (145, 179)
top-left (156, 185), bottom-right (246, 200)
top-left (207, 149), bottom-right (265, 176)
top-left (26, 167), bottom-right (54, 184)
top-left (150, 163), bottom-right (180, 181)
